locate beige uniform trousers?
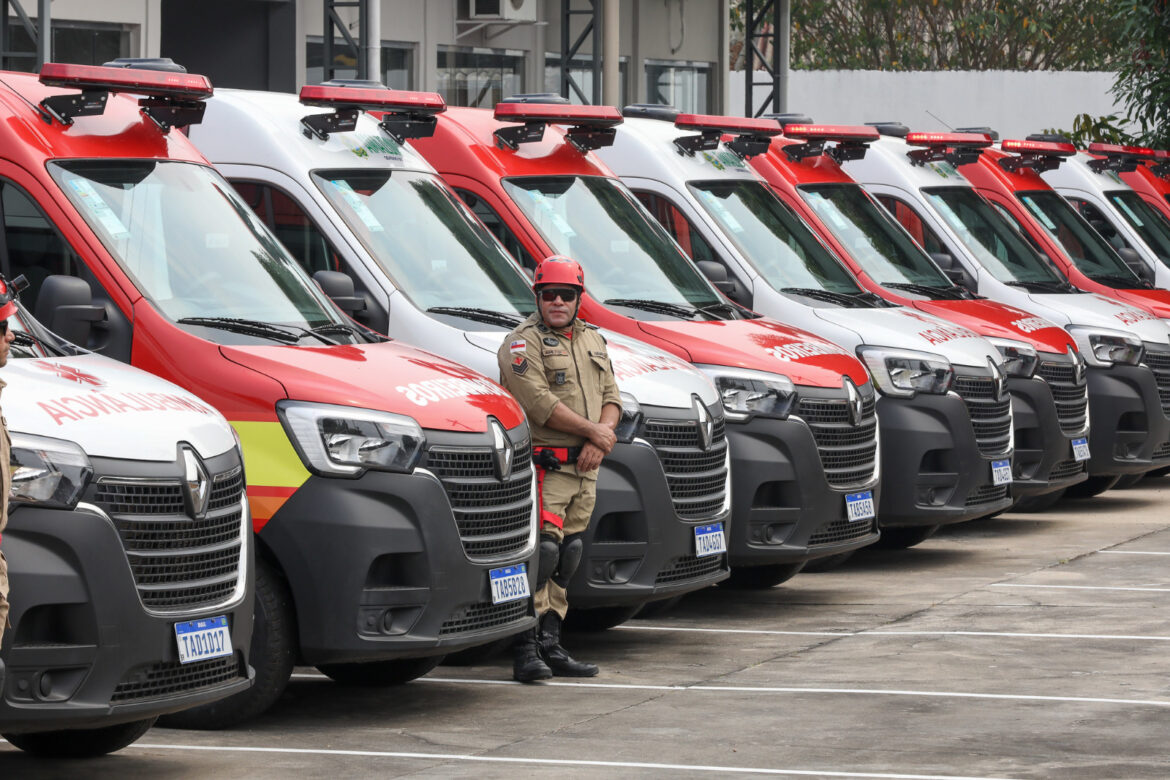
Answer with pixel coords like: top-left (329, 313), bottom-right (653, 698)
top-left (534, 463), bottom-right (598, 620)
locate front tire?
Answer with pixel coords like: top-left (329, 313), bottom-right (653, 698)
top-left (317, 655), bottom-right (443, 686)
top-left (1012, 488), bottom-right (1067, 513)
top-left (875, 525), bottom-right (938, 549)
top-left (3, 717), bottom-right (156, 758)
top-left (720, 562), bottom-right (805, 589)
top-left (802, 551), bottom-right (856, 572)
top-left (1065, 475), bottom-right (1120, 499)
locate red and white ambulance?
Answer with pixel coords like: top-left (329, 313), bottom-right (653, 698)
top-left (1118, 149), bottom-right (1170, 225)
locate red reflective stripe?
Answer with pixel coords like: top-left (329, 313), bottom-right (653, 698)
top-left (535, 467), bottom-right (564, 530)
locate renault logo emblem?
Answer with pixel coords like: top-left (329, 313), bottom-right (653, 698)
top-left (844, 377), bottom-right (863, 427)
top-left (988, 357), bottom-right (1007, 402)
top-left (693, 396), bottom-right (714, 451)
top-left (1069, 345), bottom-right (1086, 385)
top-left (181, 447), bottom-right (210, 518)
top-left (489, 418), bottom-right (514, 481)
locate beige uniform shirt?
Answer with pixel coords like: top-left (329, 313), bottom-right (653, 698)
top-left (0, 378), bottom-right (10, 636)
top-left (498, 314), bottom-right (621, 447)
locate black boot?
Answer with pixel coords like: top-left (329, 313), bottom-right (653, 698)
top-left (512, 627), bottom-right (553, 683)
top-left (538, 612), bottom-right (599, 677)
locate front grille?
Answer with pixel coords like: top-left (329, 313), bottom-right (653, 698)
top-left (1154, 440), bottom-right (1170, 461)
top-left (642, 415), bottom-right (729, 520)
top-left (439, 599), bottom-right (529, 637)
top-left (1037, 361), bottom-right (1088, 434)
top-left (1142, 347), bottom-right (1170, 415)
top-left (424, 440), bottom-right (533, 562)
top-left (97, 466), bottom-right (245, 613)
top-left (111, 653), bottom-right (244, 703)
top-left (654, 553), bottom-right (726, 585)
top-left (953, 375), bottom-right (1012, 456)
top-left (797, 393), bottom-right (878, 488)
top-left (1048, 458), bottom-right (1086, 481)
top-left (965, 483), bottom-right (1009, 507)
top-left (809, 516), bottom-right (877, 547)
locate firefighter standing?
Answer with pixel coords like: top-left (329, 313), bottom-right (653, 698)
top-left (498, 257), bottom-right (621, 682)
top-left (0, 277), bottom-right (18, 649)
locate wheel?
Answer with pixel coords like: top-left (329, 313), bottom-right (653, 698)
top-left (441, 637), bottom-right (514, 666)
top-left (875, 525), bottom-right (939, 549)
top-left (1012, 488), bottom-right (1066, 513)
top-left (1113, 473), bottom-right (1145, 489)
top-left (563, 604), bottom-right (642, 632)
top-left (3, 717), bottom-right (156, 758)
top-left (1065, 475), bottom-right (1121, 499)
top-left (719, 562), bottom-right (806, 589)
top-left (634, 594), bottom-right (685, 618)
top-left (160, 557), bottom-right (296, 729)
top-left (801, 551), bottom-right (856, 573)
top-left (317, 655), bottom-right (443, 686)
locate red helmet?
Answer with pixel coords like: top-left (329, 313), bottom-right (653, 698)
top-left (532, 255), bottom-right (585, 292)
top-left (0, 274), bottom-right (19, 321)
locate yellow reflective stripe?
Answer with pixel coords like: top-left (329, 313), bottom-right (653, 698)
top-left (231, 421), bottom-right (311, 489)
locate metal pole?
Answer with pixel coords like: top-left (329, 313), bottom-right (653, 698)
top-left (364, 0), bottom-right (380, 83)
top-left (36, 0), bottom-right (49, 69)
top-left (743, 0), bottom-right (754, 118)
top-left (777, 0), bottom-right (789, 112)
top-left (602, 0), bottom-right (619, 106)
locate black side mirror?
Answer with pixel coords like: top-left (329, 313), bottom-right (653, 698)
top-left (313, 270), bottom-right (367, 316)
top-left (34, 275), bottom-right (106, 348)
top-left (930, 251), bottom-right (977, 291)
top-left (696, 259), bottom-right (741, 298)
top-left (1117, 247), bottom-right (1154, 285)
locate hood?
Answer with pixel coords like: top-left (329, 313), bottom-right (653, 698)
top-left (219, 340), bottom-right (525, 432)
top-left (2, 354), bottom-right (236, 461)
top-left (462, 327), bottom-right (718, 409)
top-left (1107, 287), bottom-right (1170, 319)
top-left (909, 298), bottom-right (1077, 354)
top-left (633, 317), bottom-right (869, 388)
top-left (811, 306), bottom-right (1001, 367)
top-left (1022, 292), bottom-right (1170, 344)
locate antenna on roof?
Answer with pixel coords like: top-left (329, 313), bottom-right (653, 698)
top-left (925, 110), bottom-right (953, 131)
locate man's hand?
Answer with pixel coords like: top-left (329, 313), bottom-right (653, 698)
top-left (587, 422), bottom-right (617, 455)
top-left (576, 442), bottom-right (605, 472)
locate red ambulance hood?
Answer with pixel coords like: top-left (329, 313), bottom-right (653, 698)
top-left (909, 298), bottom-right (1076, 353)
top-left (219, 341), bottom-right (524, 432)
top-left (1106, 288), bottom-right (1170, 318)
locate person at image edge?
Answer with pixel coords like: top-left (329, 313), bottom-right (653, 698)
top-left (0, 275), bottom-right (18, 649)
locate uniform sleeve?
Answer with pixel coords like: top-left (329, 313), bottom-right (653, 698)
top-left (595, 335), bottom-right (622, 410)
top-left (497, 335), bottom-right (562, 426)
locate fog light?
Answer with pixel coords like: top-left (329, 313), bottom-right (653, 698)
top-left (381, 611), bottom-right (394, 633)
top-left (38, 673), bottom-right (52, 698)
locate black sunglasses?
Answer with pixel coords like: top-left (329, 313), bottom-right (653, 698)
top-left (539, 288), bottom-right (578, 303)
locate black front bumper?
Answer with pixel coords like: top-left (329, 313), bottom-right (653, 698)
top-left (876, 393), bottom-right (1012, 527)
top-left (1008, 375), bottom-right (1088, 498)
top-left (0, 504), bottom-right (254, 734)
top-left (1085, 364), bottom-right (1170, 476)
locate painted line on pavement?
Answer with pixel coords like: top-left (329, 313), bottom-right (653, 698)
top-left (614, 624), bottom-right (1170, 642)
top-left (113, 742), bottom-right (1021, 779)
top-left (1098, 550), bottom-right (1170, 556)
top-left (988, 583), bottom-right (1170, 593)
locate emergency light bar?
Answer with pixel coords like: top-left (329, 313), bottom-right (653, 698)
top-left (298, 84), bottom-right (446, 143)
top-left (492, 103), bottom-right (623, 153)
top-left (903, 131), bottom-right (992, 168)
top-left (780, 124), bottom-right (879, 164)
top-left (671, 114), bottom-right (782, 159)
top-left (1085, 141), bottom-right (1155, 174)
top-left (997, 138), bottom-right (1077, 174)
top-left (37, 62), bottom-right (212, 130)
top-left (1149, 149), bottom-right (1170, 179)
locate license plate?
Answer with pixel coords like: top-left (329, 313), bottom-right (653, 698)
top-left (694, 522), bottom-right (727, 557)
top-left (489, 563), bottom-right (530, 605)
top-left (845, 490), bottom-right (876, 522)
top-left (1071, 437), bottom-right (1090, 462)
top-left (174, 615), bottom-right (233, 665)
top-left (991, 458), bottom-right (1013, 486)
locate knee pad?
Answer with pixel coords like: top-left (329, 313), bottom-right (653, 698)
top-left (552, 533), bottom-right (584, 588)
top-left (536, 535), bottom-right (559, 590)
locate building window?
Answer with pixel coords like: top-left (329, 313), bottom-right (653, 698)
top-left (437, 45), bottom-right (525, 108)
top-left (644, 59), bottom-right (711, 113)
top-left (3, 19), bottom-right (131, 71)
top-left (306, 38), bottom-right (414, 89)
top-left (544, 53), bottom-right (627, 106)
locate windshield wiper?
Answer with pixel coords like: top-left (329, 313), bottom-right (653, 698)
top-left (1088, 273), bottom-right (1151, 289)
top-left (694, 300), bottom-right (755, 319)
top-left (603, 298), bottom-right (697, 319)
top-left (781, 287), bottom-right (873, 308)
top-left (1004, 280), bottom-right (1076, 294)
top-left (11, 330), bottom-right (70, 357)
top-left (882, 282), bottom-right (970, 301)
top-left (309, 322), bottom-right (386, 344)
top-left (177, 317), bottom-right (302, 344)
top-left (426, 307), bottom-right (525, 328)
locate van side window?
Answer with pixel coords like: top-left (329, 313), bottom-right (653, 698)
top-left (230, 181), bottom-right (343, 275)
top-left (991, 202), bottom-right (1044, 253)
top-left (0, 180), bottom-right (83, 308)
top-left (875, 195), bottom-right (947, 256)
top-left (1066, 197), bottom-right (1132, 251)
top-left (632, 190), bottom-right (719, 264)
top-left (454, 188), bottom-right (537, 271)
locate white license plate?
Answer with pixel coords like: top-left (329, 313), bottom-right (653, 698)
top-left (1071, 437), bottom-right (1090, 462)
top-left (694, 522), bottom-right (727, 557)
top-left (991, 458), bottom-right (1013, 486)
top-left (174, 615), bottom-right (233, 665)
top-left (845, 490), bottom-right (876, 522)
top-left (489, 563), bottom-right (530, 605)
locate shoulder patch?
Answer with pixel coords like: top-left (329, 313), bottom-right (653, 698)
top-left (509, 339), bottom-right (526, 353)
top-left (511, 356), bottom-right (529, 375)
top-left (543, 336), bottom-right (559, 346)
top-left (537, 323), bottom-right (550, 333)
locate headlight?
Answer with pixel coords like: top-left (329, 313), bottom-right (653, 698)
top-left (9, 432), bottom-right (93, 509)
top-left (987, 337), bottom-right (1038, 378)
top-left (697, 365), bottom-right (798, 421)
top-left (277, 401), bottom-right (425, 477)
top-left (1067, 326), bottom-right (1143, 367)
top-left (857, 346), bottom-right (953, 398)
top-left (614, 392), bottom-right (643, 443)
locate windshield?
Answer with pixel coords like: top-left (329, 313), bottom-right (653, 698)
top-left (314, 169), bottom-right (535, 318)
top-left (1017, 190), bottom-right (1140, 284)
top-left (504, 175), bottom-right (724, 314)
top-left (923, 187), bottom-right (1064, 284)
top-left (49, 160), bottom-right (350, 341)
top-left (688, 180), bottom-right (862, 294)
top-left (799, 183), bottom-right (953, 287)
top-left (1105, 190), bottom-right (1170, 266)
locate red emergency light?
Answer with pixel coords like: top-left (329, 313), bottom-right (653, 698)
top-left (1086, 141), bottom-right (1156, 174)
top-left (1001, 138), bottom-right (1077, 156)
top-left (37, 62), bottom-right (212, 131)
top-left (782, 124), bottom-right (880, 142)
top-left (671, 114), bottom-right (781, 159)
top-left (299, 85), bottom-right (445, 143)
top-left (780, 124), bottom-right (879, 164)
top-left (493, 102), bottom-right (623, 153)
top-left (997, 138), bottom-right (1076, 174)
top-left (1087, 142), bottom-right (1155, 159)
top-left (903, 131), bottom-right (991, 168)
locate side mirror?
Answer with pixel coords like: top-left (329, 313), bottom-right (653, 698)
top-left (1117, 247), bottom-right (1154, 284)
top-left (313, 270), bottom-right (367, 316)
top-left (930, 251), bottom-right (977, 291)
top-left (34, 275), bottom-right (106, 348)
top-left (696, 260), bottom-right (727, 283)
